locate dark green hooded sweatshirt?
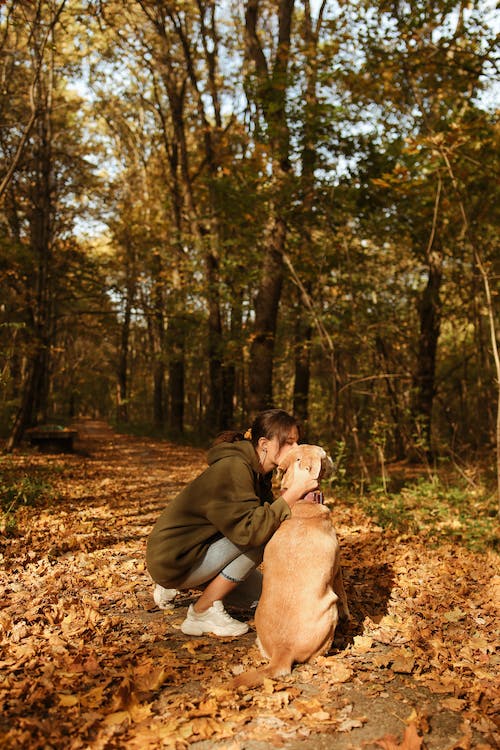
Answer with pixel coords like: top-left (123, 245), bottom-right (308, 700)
top-left (146, 440), bottom-right (291, 587)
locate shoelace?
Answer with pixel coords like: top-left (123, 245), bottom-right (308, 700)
top-left (218, 608), bottom-right (235, 622)
top-left (223, 610), bottom-right (243, 626)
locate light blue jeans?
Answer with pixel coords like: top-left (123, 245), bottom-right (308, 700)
top-left (176, 537), bottom-right (264, 609)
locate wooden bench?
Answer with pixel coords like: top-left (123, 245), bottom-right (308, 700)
top-left (27, 427), bottom-right (78, 453)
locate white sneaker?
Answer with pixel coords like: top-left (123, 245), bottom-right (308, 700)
top-left (153, 584), bottom-right (177, 609)
top-left (180, 600), bottom-right (249, 637)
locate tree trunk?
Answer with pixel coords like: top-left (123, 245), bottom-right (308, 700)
top-left (152, 263), bottom-right (166, 430)
top-left (5, 350), bottom-right (43, 452)
top-left (293, 292), bottom-right (312, 430)
top-left (153, 358), bottom-right (165, 429)
top-left (167, 316), bottom-right (185, 435)
top-left (291, 1), bottom-right (327, 431)
top-left (204, 245), bottom-right (227, 433)
top-left (245, 0), bottom-right (295, 415)
top-left (248, 216), bottom-right (286, 413)
top-left (117, 278), bottom-right (133, 424)
top-left (5, 48), bottom-right (54, 450)
top-left (375, 334), bottom-right (407, 460)
top-left (220, 290), bottom-right (244, 430)
top-left (411, 246), bottom-right (443, 460)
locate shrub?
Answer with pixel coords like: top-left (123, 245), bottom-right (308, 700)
top-left (0, 471), bottom-right (55, 535)
top-left (359, 475), bottom-right (498, 552)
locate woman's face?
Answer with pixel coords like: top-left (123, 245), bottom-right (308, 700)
top-left (259, 426), bottom-right (299, 473)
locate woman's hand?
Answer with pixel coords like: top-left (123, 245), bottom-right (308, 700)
top-left (280, 465), bottom-right (319, 508)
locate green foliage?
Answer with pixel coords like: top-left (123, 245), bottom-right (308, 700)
top-left (323, 439), bottom-right (348, 487)
top-left (1, 0), bottom-right (499, 461)
top-left (360, 475), bottom-right (499, 552)
top-left (0, 465), bottom-right (57, 536)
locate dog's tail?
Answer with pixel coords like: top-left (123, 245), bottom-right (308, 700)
top-left (231, 650), bottom-right (294, 690)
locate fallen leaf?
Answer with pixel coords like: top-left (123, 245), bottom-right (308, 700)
top-left (373, 652), bottom-right (393, 668)
top-left (336, 704), bottom-right (367, 732)
top-left (192, 697), bottom-right (219, 716)
top-left (440, 697), bottom-right (466, 711)
top-left (444, 608), bottom-right (467, 623)
top-left (310, 710), bottom-right (331, 721)
top-left (321, 656), bottom-right (353, 682)
top-left (58, 693), bottom-right (79, 707)
top-left (391, 649), bottom-right (415, 674)
top-left (263, 677), bottom-right (275, 693)
top-left (178, 721), bottom-right (194, 739)
top-left (375, 721), bottom-right (423, 749)
top-left (352, 635), bottom-right (373, 654)
top-left (103, 710), bottom-right (129, 727)
top-left (188, 716), bottom-right (221, 739)
top-left (182, 640), bottom-right (207, 655)
top-left (338, 716), bottom-right (366, 732)
top-left (80, 685), bottom-right (107, 708)
top-left (293, 698), bottom-right (325, 715)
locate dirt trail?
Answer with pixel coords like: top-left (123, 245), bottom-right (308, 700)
top-left (0, 422), bottom-right (498, 749)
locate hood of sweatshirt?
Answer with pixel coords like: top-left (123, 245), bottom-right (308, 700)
top-left (206, 439), bottom-right (261, 474)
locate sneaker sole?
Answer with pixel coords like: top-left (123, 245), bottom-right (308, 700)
top-left (153, 588), bottom-right (177, 609)
top-left (155, 600), bottom-right (176, 610)
top-left (180, 622), bottom-right (249, 637)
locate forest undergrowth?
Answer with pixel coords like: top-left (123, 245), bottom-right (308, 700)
top-left (0, 420), bottom-right (498, 749)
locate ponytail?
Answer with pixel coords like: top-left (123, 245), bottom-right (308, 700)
top-left (211, 430), bottom-right (245, 446)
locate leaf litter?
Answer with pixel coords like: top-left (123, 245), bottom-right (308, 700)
top-left (0, 420), bottom-right (498, 749)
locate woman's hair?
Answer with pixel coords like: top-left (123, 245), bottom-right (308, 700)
top-left (212, 430), bottom-right (245, 445)
top-left (212, 409), bottom-right (300, 448)
top-left (250, 409), bottom-right (300, 448)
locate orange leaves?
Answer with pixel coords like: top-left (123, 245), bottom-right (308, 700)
top-left (104, 676), bottom-right (153, 726)
top-left (443, 606), bottom-right (467, 623)
top-left (318, 656), bottom-right (353, 683)
top-left (182, 639), bottom-right (215, 660)
top-left (352, 634), bottom-right (374, 654)
top-left (389, 649), bottom-right (416, 675)
top-left (132, 662), bottom-right (174, 693)
top-left (58, 693), bottom-right (80, 707)
top-left (1, 429), bottom-right (499, 749)
top-left (375, 722), bottom-right (423, 750)
top-left (440, 696), bottom-right (466, 711)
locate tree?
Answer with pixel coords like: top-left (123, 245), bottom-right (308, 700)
top-left (243, 0), bottom-right (296, 414)
top-left (289, 0), bottom-right (336, 433)
top-left (2, 0), bottom-right (498, 471)
top-left (2, 0), bottom-right (97, 449)
top-left (95, 0), bottom-right (261, 434)
top-left (0, 0), bottom-right (67, 201)
top-left (336, 0), bottom-right (499, 460)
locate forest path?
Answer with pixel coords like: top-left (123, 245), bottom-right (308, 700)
top-left (0, 422), bottom-right (498, 749)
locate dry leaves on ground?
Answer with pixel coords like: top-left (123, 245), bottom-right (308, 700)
top-left (0, 420), bottom-right (498, 749)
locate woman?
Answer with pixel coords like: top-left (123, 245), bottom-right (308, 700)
top-left (146, 408), bottom-right (318, 637)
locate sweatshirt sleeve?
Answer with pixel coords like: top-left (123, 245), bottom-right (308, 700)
top-left (201, 457), bottom-right (291, 547)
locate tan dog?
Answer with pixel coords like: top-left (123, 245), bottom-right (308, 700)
top-left (232, 448), bottom-right (349, 689)
top-left (276, 443), bottom-right (334, 492)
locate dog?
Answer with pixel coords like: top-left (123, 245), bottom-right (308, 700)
top-left (232, 445), bottom-right (349, 689)
top-left (276, 443), bottom-right (334, 493)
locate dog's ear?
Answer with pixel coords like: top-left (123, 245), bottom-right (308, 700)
top-left (303, 446), bottom-right (326, 480)
top-left (319, 454), bottom-right (334, 481)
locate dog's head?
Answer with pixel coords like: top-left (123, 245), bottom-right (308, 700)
top-left (277, 444), bottom-right (334, 491)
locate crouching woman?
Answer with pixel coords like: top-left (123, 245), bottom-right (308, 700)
top-left (146, 408), bottom-right (318, 637)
